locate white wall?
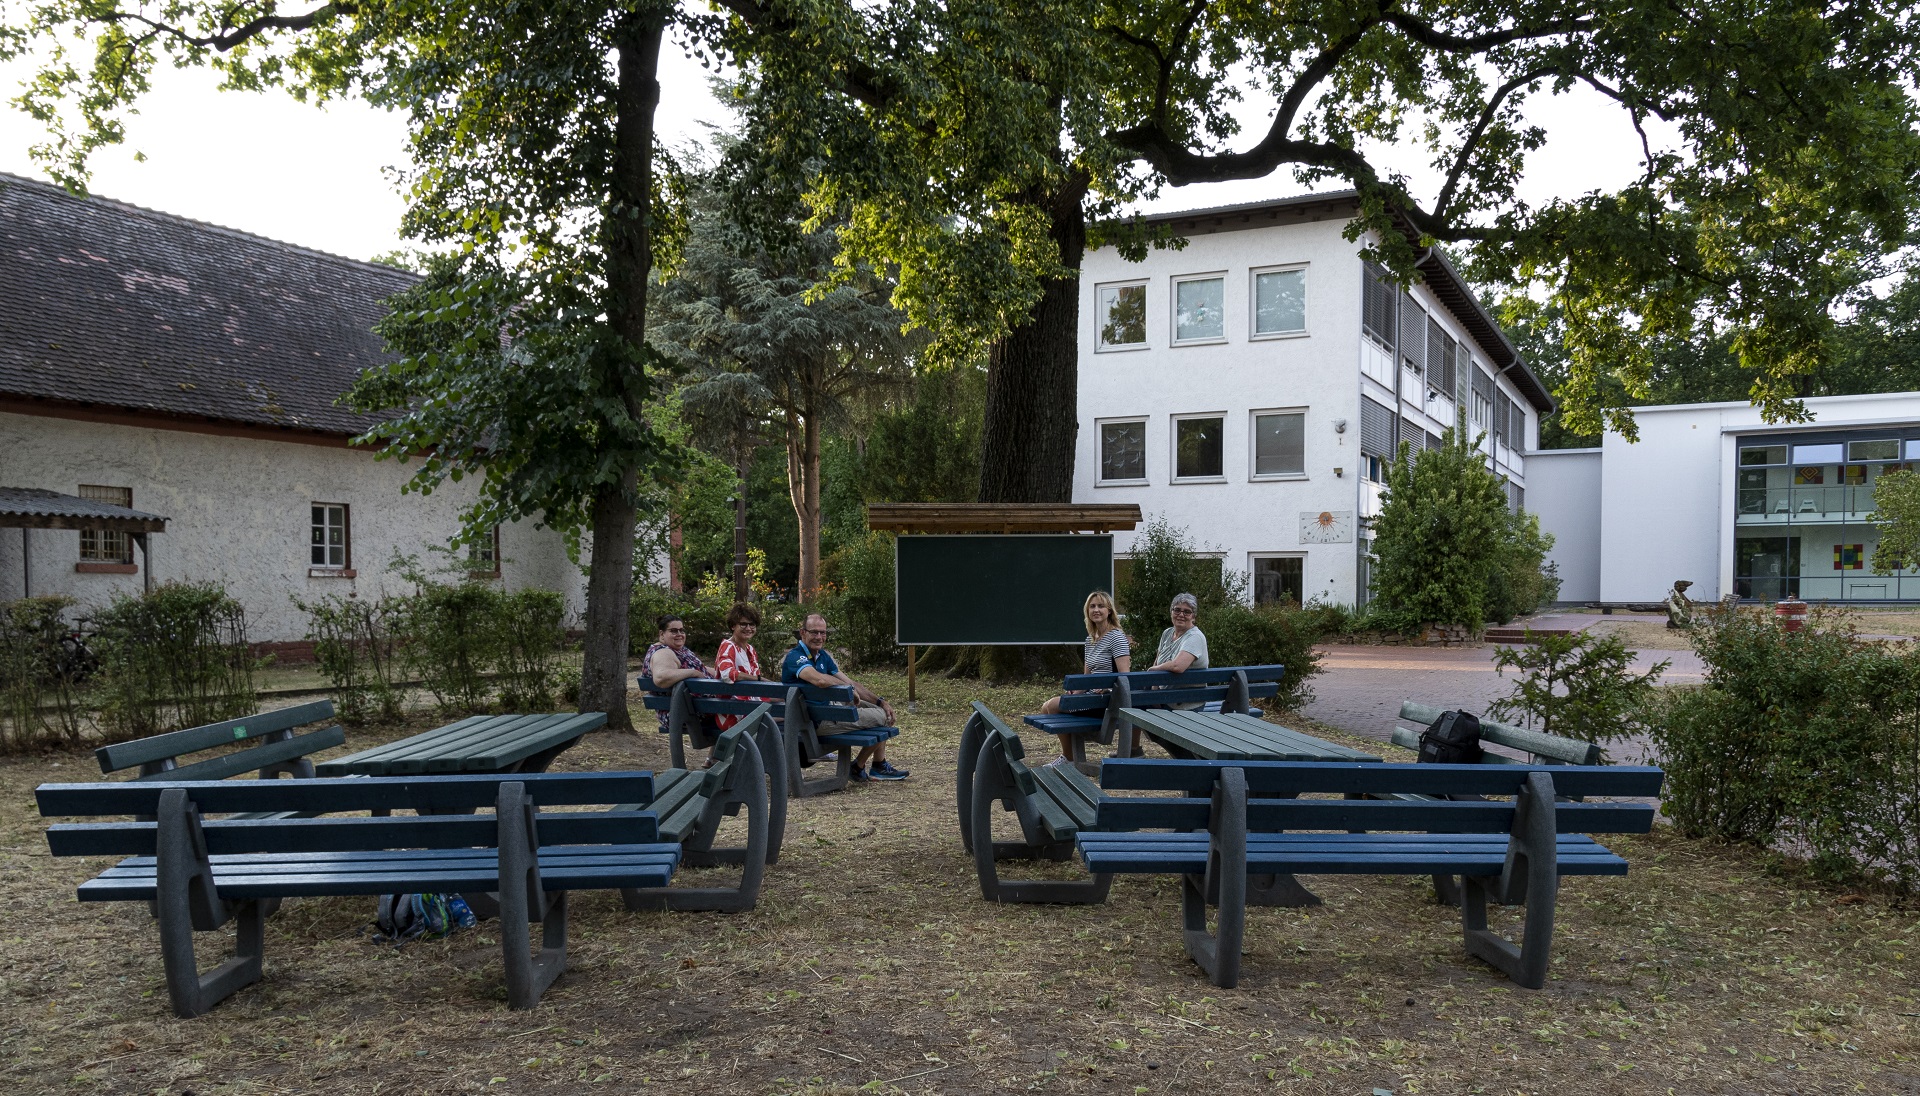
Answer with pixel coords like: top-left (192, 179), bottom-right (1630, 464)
top-left (1075, 215), bottom-right (1368, 606)
top-left (1576, 392), bottom-right (1920, 604)
top-left (1525, 449), bottom-right (1601, 603)
top-left (1072, 212), bottom-right (1532, 609)
top-left (0, 411), bottom-right (582, 640)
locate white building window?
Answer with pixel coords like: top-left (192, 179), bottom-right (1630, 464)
top-left (1363, 453), bottom-right (1386, 483)
top-left (1096, 282), bottom-right (1147, 350)
top-left (1250, 410), bottom-right (1306, 478)
top-left (1251, 555), bottom-right (1306, 606)
top-left (1097, 418), bottom-right (1149, 484)
top-left (311, 504), bottom-right (350, 569)
top-left (1250, 266), bottom-right (1307, 338)
top-left (467, 525), bottom-right (501, 574)
top-left (77, 485), bottom-right (133, 563)
top-left (1849, 439), bottom-right (1899, 462)
top-left (1172, 414), bottom-right (1226, 481)
top-left (1172, 275), bottom-right (1226, 344)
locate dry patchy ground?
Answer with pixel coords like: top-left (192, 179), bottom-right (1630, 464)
top-left (1, 673), bottom-right (1916, 1095)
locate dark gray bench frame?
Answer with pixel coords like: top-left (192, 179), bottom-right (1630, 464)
top-left (616, 711), bottom-right (772, 913)
top-left (1078, 759), bottom-right (1662, 989)
top-left (645, 677), bottom-right (893, 800)
top-left (955, 703), bottom-right (1113, 904)
top-left (1390, 700), bottom-right (1603, 904)
top-left (38, 772), bottom-right (677, 1016)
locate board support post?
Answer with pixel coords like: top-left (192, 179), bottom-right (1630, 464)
top-left (907, 645), bottom-right (918, 705)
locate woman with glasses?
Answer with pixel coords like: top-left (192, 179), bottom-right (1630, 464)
top-left (643, 614), bottom-right (716, 732)
top-left (712, 603), bottom-right (762, 731)
top-left (1035, 590), bottom-right (1131, 767)
top-left (1149, 593), bottom-right (1209, 673)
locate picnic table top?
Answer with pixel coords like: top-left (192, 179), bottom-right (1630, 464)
top-left (1118, 708), bottom-right (1380, 763)
top-left (315, 712), bottom-right (606, 777)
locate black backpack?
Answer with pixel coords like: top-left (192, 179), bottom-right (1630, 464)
top-left (1418, 709), bottom-right (1483, 765)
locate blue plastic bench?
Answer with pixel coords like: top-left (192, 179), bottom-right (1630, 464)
top-left (640, 677), bottom-right (896, 802)
top-left (1024, 665), bottom-right (1285, 760)
top-left (1076, 759), bottom-right (1663, 989)
top-left (38, 772), bottom-right (679, 1016)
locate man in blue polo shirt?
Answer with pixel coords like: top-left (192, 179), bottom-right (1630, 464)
top-left (782, 612), bottom-right (908, 782)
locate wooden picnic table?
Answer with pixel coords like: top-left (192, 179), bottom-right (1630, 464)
top-left (1119, 708), bottom-right (1380, 763)
top-left (316, 713), bottom-right (606, 777)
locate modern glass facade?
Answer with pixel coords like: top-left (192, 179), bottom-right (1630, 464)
top-left (1733, 429), bottom-right (1920, 601)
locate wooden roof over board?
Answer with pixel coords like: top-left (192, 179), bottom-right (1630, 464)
top-left (866, 503), bottom-right (1141, 533)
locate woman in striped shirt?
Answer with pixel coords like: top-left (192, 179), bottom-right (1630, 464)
top-left (713, 603), bottom-right (763, 733)
top-left (1037, 591), bottom-right (1131, 766)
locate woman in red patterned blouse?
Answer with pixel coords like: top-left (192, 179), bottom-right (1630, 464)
top-left (713, 603), bottom-right (763, 730)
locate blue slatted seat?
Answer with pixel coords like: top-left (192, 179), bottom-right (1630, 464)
top-left (37, 772), bottom-right (680, 1017)
top-left (1032, 666), bottom-right (1283, 762)
top-left (1074, 758), bottom-right (1663, 990)
top-left (610, 716), bottom-right (774, 913)
top-left (641, 677), bottom-right (895, 800)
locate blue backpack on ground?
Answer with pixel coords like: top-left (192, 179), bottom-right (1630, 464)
top-left (374, 893), bottom-right (476, 944)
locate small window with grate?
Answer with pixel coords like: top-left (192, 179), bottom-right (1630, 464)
top-left (77, 485), bottom-right (134, 563)
top-left (311, 504), bottom-right (350, 569)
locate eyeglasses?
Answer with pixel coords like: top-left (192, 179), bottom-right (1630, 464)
top-left (664, 627), bottom-right (686, 634)
top-left (1170, 607), bottom-right (1195, 616)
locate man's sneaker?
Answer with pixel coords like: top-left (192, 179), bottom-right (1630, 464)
top-left (869, 760), bottom-right (910, 781)
top-left (848, 763), bottom-right (869, 783)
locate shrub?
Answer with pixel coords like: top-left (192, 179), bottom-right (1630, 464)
top-left (294, 593), bottom-right (403, 723)
top-left (1118, 515), bottom-right (1244, 655)
top-left (1489, 630), bottom-right (1665, 748)
top-left (1202, 602), bottom-right (1324, 710)
top-left (91, 582), bottom-right (256, 741)
top-left (0, 596), bottom-right (87, 750)
top-left (1648, 605), bottom-right (1920, 892)
top-left (1369, 429), bottom-right (1558, 632)
top-left (395, 578), bottom-right (503, 714)
top-left (494, 589), bottom-right (566, 710)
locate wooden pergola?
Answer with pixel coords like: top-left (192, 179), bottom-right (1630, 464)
top-left (0, 487), bottom-right (169, 594)
top-left (865, 502), bottom-right (1141, 534)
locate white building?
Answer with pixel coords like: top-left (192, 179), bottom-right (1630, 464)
top-left (0, 173), bottom-right (582, 647)
top-left (1074, 193), bottom-right (1555, 608)
top-left (1531, 392), bottom-right (1920, 605)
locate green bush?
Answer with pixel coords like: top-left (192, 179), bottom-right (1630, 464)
top-left (91, 582), bottom-right (257, 741)
top-left (1489, 630), bottom-right (1665, 747)
top-left (1648, 606), bottom-right (1920, 893)
top-left (0, 596), bottom-right (87, 750)
top-left (1118, 514), bottom-right (1244, 655)
top-left (396, 578), bottom-right (504, 714)
top-left (494, 589), bottom-right (567, 710)
top-left (293, 593), bottom-right (403, 724)
top-left (1370, 430), bottom-right (1556, 632)
top-left (1202, 602), bottom-right (1324, 710)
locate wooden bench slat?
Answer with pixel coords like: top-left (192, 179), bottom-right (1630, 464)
top-left (93, 700), bottom-right (336, 774)
top-left (38, 771), bottom-right (656, 817)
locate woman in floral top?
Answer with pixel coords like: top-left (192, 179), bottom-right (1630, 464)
top-left (643, 614), bottom-right (715, 731)
top-left (713, 603), bottom-right (763, 730)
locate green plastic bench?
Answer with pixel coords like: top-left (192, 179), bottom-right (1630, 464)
top-left (38, 772), bottom-right (679, 1016)
top-left (612, 711), bottom-right (773, 913)
top-left (1077, 759), bottom-right (1663, 989)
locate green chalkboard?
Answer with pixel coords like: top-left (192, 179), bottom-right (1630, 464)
top-left (895, 534), bottom-right (1113, 645)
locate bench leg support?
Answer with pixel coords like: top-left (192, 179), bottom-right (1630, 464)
top-left (154, 788), bottom-right (266, 1018)
top-left (497, 782), bottom-right (566, 1009)
top-left (623, 735), bottom-right (769, 914)
top-left (1183, 767), bottom-right (1248, 988)
top-left (1459, 772), bottom-right (1560, 990)
top-left (968, 738), bottom-right (1112, 904)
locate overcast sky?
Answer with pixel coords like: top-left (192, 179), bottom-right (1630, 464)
top-left (0, 40), bottom-right (1674, 264)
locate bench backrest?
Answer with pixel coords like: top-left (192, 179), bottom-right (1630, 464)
top-left (1395, 701), bottom-right (1602, 765)
top-left (966, 701), bottom-right (1041, 796)
top-left (1056, 679), bottom-right (1278, 713)
top-left (1063, 664), bottom-right (1285, 691)
top-left (38, 770), bottom-right (656, 818)
top-left (41, 772), bottom-right (663, 859)
top-left (1092, 759), bottom-right (1661, 833)
top-left (93, 699), bottom-right (341, 777)
top-left (637, 678), bottom-right (858, 723)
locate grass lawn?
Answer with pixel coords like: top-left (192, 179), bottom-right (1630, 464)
top-left (2, 672), bottom-right (1916, 1094)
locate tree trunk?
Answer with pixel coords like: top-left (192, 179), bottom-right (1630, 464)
top-left (787, 397), bottom-right (823, 599)
top-left (979, 187), bottom-right (1086, 503)
top-left (579, 8), bottom-right (667, 730)
top-left (732, 443), bottom-right (751, 603)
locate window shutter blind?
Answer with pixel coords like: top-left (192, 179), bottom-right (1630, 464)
top-left (1400, 294), bottom-right (1426, 380)
top-left (1360, 397), bottom-right (1395, 456)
